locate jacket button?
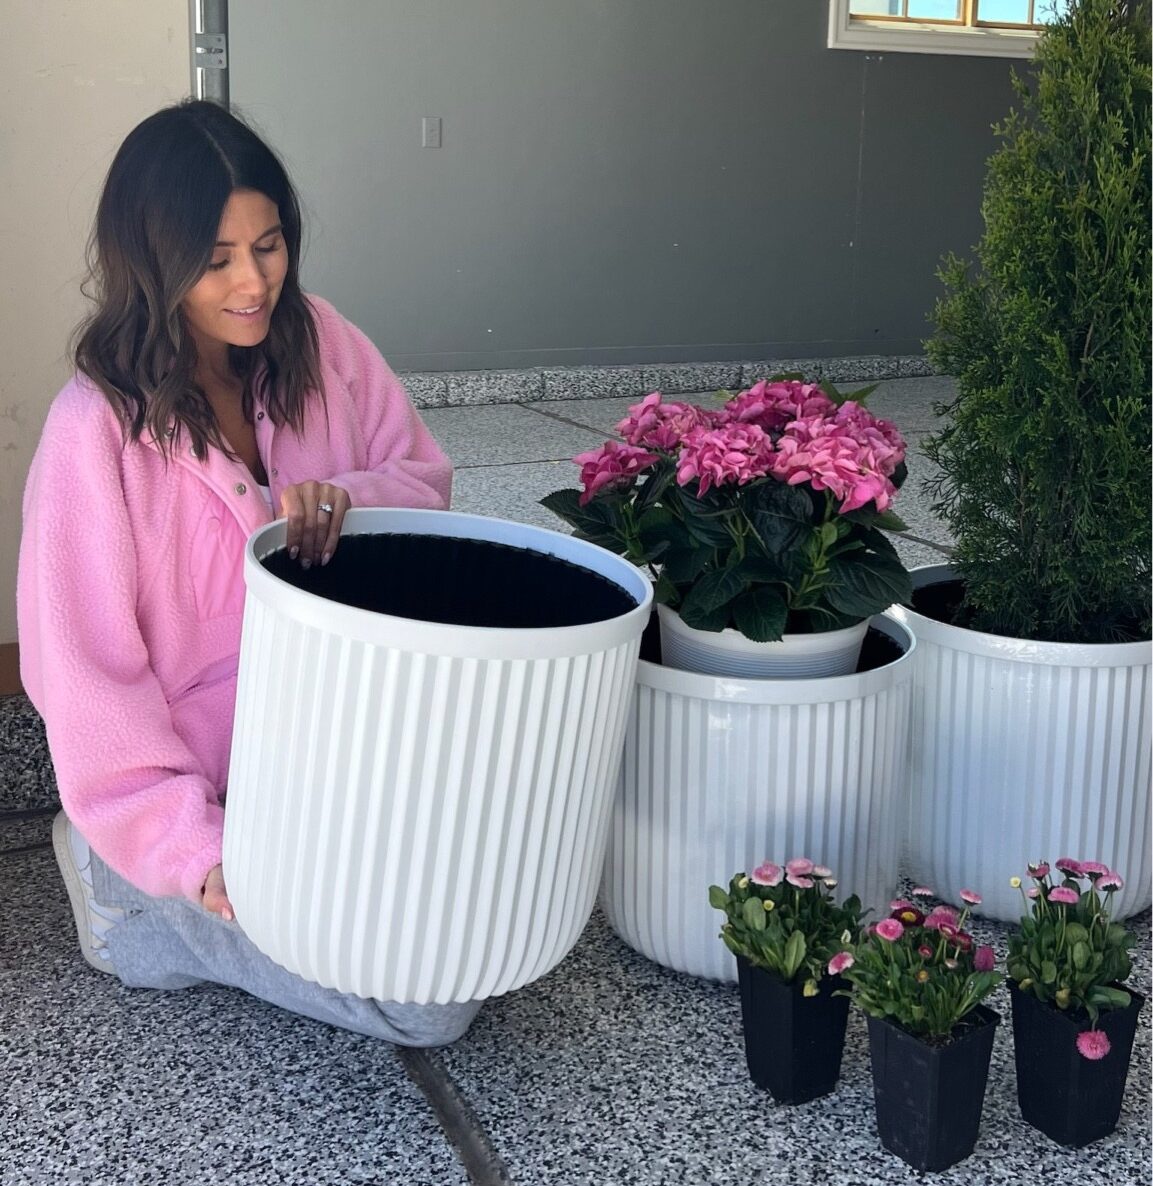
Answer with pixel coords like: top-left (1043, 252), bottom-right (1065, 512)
top-left (235, 482), bottom-right (248, 495)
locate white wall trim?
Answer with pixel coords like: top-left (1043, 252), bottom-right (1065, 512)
top-left (828, 1), bottom-right (1040, 58)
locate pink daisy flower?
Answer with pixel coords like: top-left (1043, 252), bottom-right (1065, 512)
top-left (1048, 886), bottom-right (1080, 906)
top-left (959, 889), bottom-right (982, 906)
top-left (1079, 861), bottom-right (1111, 878)
top-left (786, 858), bottom-right (815, 877)
top-left (749, 862), bottom-right (783, 887)
top-left (1076, 1030), bottom-right (1112, 1060)
top-left (973, 945), bottom-right (996, 972)
top-left (911, 886), bottom-right (935, 898)
top-left (1055, 857), bottom-right (1084, 877)
top-left (1098, 873), bottom-right (1125, 892)
top-left (787, 873), bottom-right (815, 889)
top-left (827, 951), bottom-right (855, 976)
top-left (875, 918), bottom-right (905, 942)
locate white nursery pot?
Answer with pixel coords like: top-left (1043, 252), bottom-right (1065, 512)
top-left (601, 613), bottom-right (915, 983)
top-left (657, 604), bottom-right (868, 679)
top-left (888, 564), bottom-right (1152, 922)
top-left (223, 508), bottom-right (652, 1004)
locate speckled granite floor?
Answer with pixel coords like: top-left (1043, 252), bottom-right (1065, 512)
top-left (3, 378), bottom-right (1150, 1185)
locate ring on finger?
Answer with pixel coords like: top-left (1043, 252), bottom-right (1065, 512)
top-left (317, 502), bottom-right (334, 515)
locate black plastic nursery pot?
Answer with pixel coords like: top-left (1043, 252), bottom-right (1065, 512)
top-left (262, 531), bottom-right (638, 627)
top-left (736, 957), bottom-right (851, 1105)
top-left (1009, 981), bottom-right (1146, 1148)
top-left (866, 1006), bottom-right (1000, 1173)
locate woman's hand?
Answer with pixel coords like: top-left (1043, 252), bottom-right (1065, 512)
top-left (201, 864), bottom-right (235, 922)
top-left (279, 480), bottom-right (351, 568)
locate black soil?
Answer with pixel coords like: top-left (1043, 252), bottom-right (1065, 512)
top-left (910, 579), bottom-right (970, 627)
top-left (262, 533), bottom-right (637, 628)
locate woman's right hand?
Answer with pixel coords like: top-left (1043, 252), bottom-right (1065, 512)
top-left (201, 864), bottom-right (235, 921)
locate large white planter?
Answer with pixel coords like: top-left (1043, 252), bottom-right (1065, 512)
top-left (223, 508), bottom-right (652, 1004)
top-left (888, 564), bottom-right (1152, 922)
top-left (601, 614), bottom-right (916, 983)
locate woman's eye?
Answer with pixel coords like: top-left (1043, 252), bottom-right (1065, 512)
top-left (256, 242), bottom-right (281, 255)
top-left (207, 258), bottom-right (229, 272)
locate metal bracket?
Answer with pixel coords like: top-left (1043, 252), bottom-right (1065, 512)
top-left (194, 32), bottom-right (228, 69)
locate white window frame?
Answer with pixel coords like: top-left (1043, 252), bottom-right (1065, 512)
top-left (828, 0), bottom-right (1042, 58)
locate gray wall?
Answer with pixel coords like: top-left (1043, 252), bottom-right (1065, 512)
top-left (230, 1), bottom-right (1018, 371)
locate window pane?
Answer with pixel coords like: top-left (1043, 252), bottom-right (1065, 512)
top-left (976, 0), bottom-right (1034, 22)
top-left (849, 1), bottom-right (904, 13)
top-left (906, 1), bottom-right (962, 18)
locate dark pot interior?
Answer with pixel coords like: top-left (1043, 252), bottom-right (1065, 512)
top-left (262, 533), bottom-right (638, 628)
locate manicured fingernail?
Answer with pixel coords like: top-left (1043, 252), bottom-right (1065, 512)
top-left (289, 547), bottom-right (299, 560)
top-left (301, 558), bottom-right (312, 570)
top-left (222, 906), bottom-right (234, 922)
top-left (321, 551), bottom-right (332, 566)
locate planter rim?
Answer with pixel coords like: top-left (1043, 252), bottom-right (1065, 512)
top-left (1008, 978), bottom-right (1146, 1017)
top-left (889, 564), bottom-right (1152, 668)
top-left (867, 1001), bottom-right (1003, 1041)
top-left (244, 507), bottom-right (653, 660)
top-left (635, 612), bottom-right (915, 704)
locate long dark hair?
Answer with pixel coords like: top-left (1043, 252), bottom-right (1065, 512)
top-left (73, 100), bottom-right (322, 459)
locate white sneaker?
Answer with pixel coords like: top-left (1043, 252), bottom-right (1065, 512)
top-left (52, 812), bottom-right (125, 975)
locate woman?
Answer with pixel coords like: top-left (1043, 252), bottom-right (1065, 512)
top-left (18, 100), bottom-right (480, 1045)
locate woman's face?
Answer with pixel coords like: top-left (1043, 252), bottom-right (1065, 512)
top-left (181, 188), bottom-right (288, 361)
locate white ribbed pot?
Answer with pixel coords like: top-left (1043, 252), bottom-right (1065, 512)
top-left (223, 508), bottom-right (651, 1004)
top-left (657, 605), bottom-right (869, 679)
top-left (888, 564), bottom-right (1152, 923)
top-left (601, 613), bottom-right (915, 983)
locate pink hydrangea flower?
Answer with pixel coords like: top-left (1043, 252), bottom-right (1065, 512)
top-left (574, 441), bottom-right (660, 505)
top-left (750, 861), bottom-right (783, 887)
top-left (721, 379), bottom-right (836, 431)
top-left (1048, 886), bottom-right (1080, 906)
top-left (960, 889), bottom-right (982, 906)
top-left (615, 392), bottom-right (714, 451)
top-left (767, 402), bottom-right (904, 514)
top-left (1076, 1029), bottom-right (1112, 1060)
top-left (675, 423), bottom-right (774, 495)
top-left (973, 945), bottom-right (996, 972)
top-left (786, 858), bottom-right (815, 877)
top-left (1027, 862), bottom-right (1050, 880)
top-left (1098, 873), bottom-right (1125, 892)
top-left (1079, 861), bottom-right (1111, 878)
top-left (875, 918), bottom-right (905, 942)
top-left (827, 951), bottom-right (855, 976)
top-left (1055, 857), bottom-right (1084, 877)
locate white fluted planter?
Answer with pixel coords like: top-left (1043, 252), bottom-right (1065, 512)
top-left (601, 614), bottom-right (916, 983)
top-left (888, 564), bottom-right (1152, 923)
top-left (223, 508), bottom-right (651, 1004)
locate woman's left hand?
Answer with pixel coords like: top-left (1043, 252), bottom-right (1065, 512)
top-left (279, 480), bottom-right (351, 568)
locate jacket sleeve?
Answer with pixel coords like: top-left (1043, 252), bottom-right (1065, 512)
top-left (312, 298), bottom-right (453, 510)
top-left (18, 394), bottom-right (224, 902)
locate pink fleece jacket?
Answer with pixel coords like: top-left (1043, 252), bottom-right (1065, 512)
top-left (18, 296), bottom-right (451, 903)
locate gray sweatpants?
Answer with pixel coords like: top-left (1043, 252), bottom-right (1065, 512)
top-left (90, 850), bottom-right (483, 1047)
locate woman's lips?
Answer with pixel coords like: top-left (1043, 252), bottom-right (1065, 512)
top-left (225, 302), bottom-right (266, 321)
